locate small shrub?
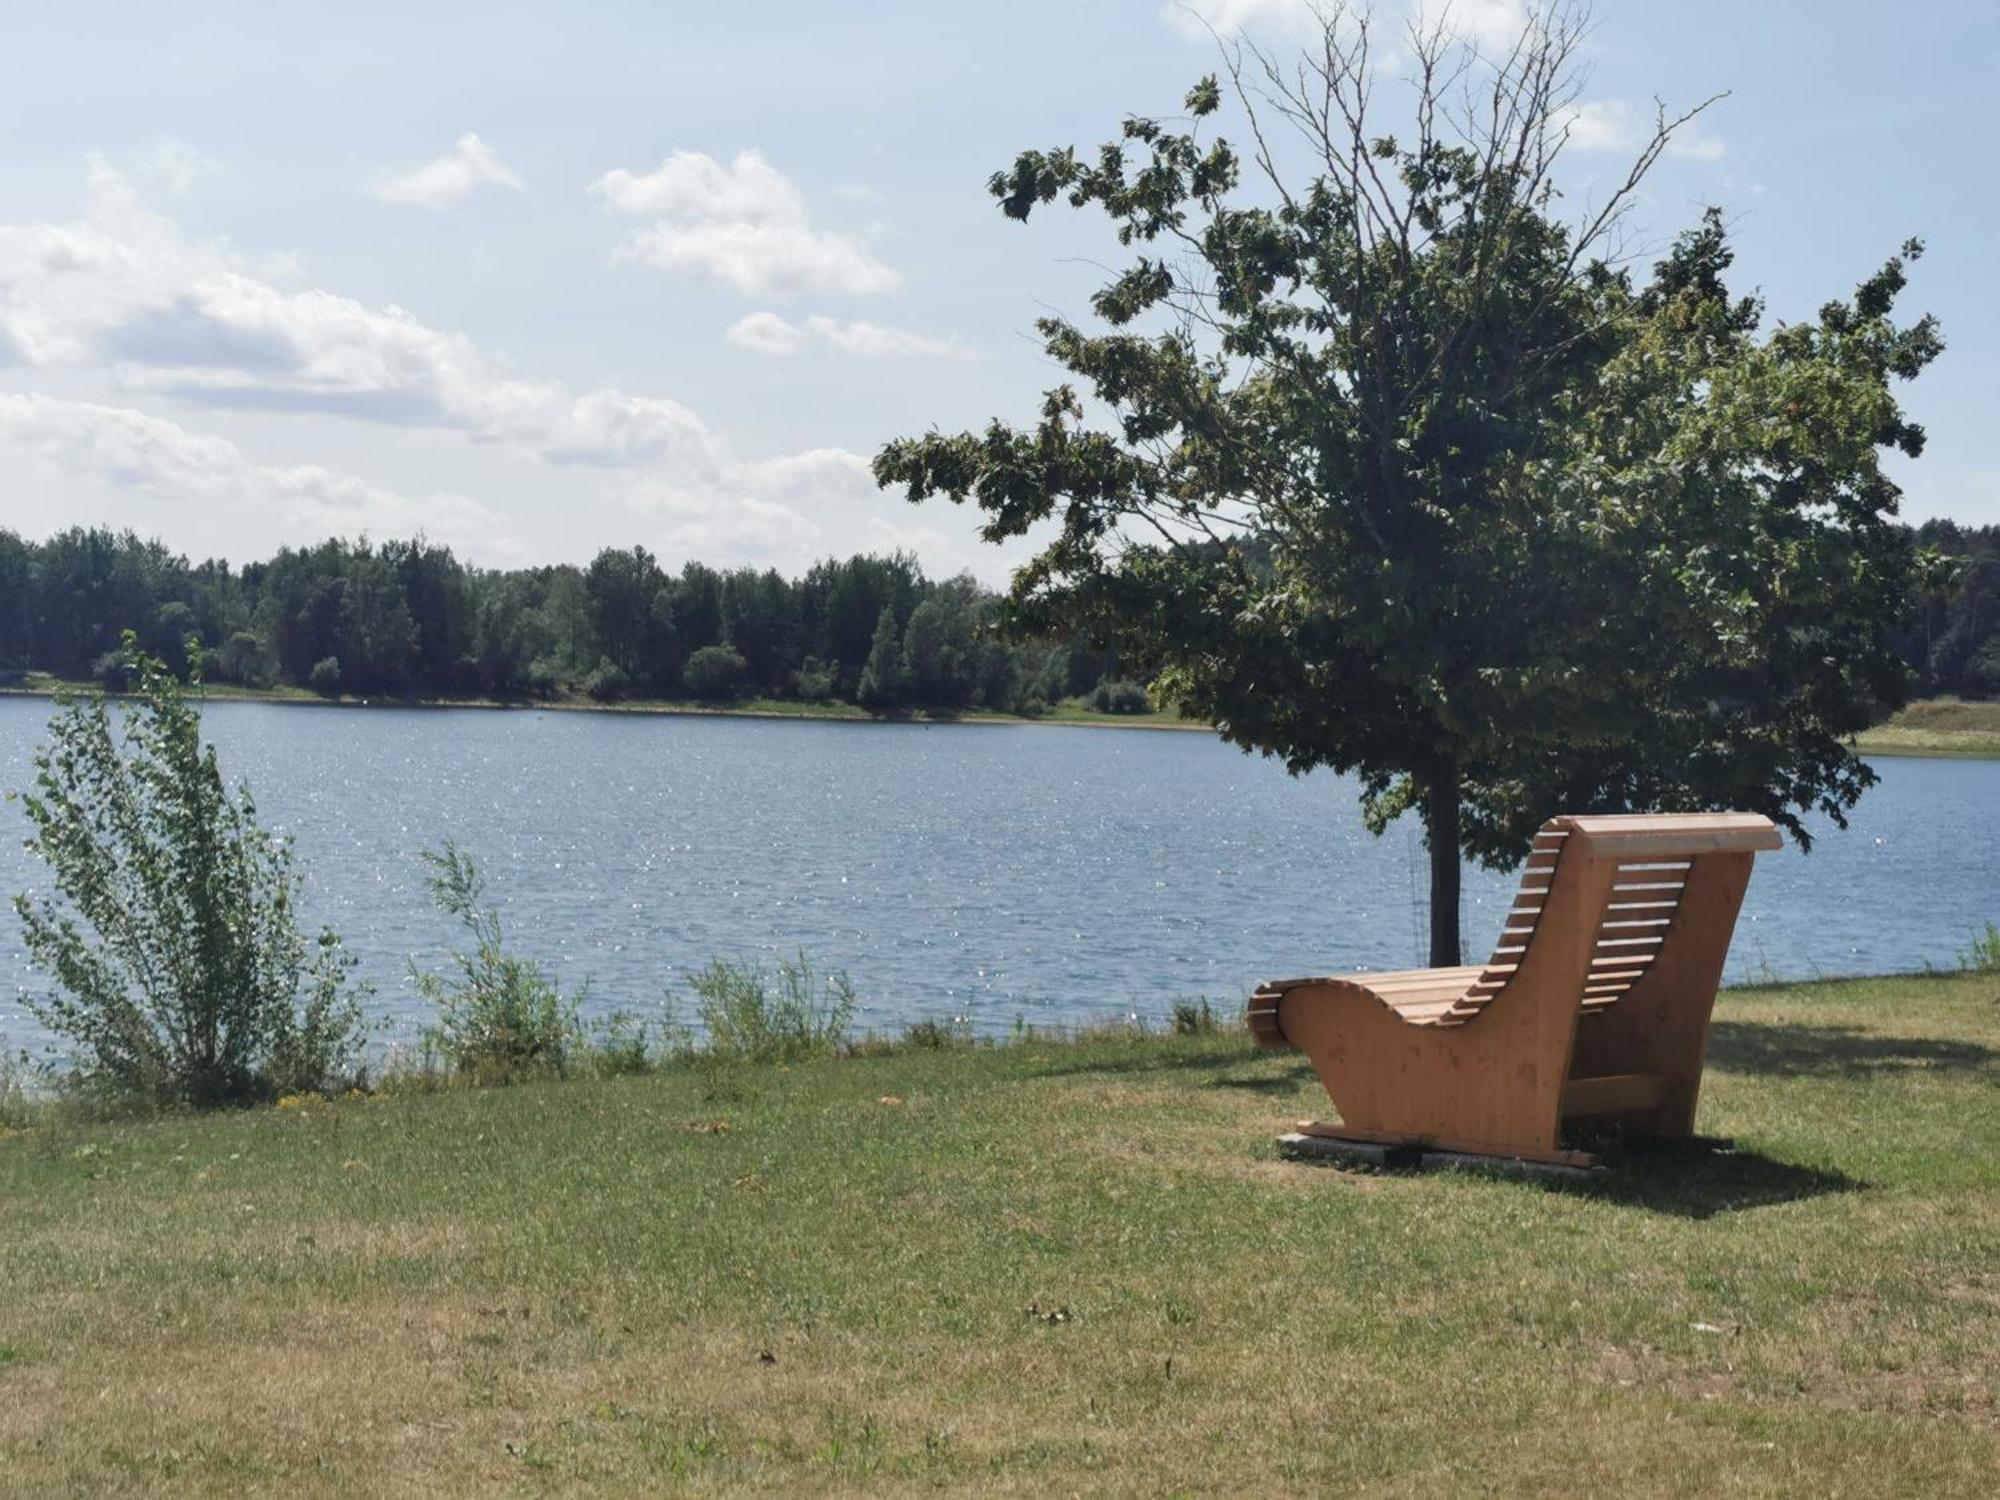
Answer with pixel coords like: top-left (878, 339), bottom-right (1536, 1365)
top-left (691, 955), bottom-right (855, 1063)
top-left (411, 842), bottom-right (584, 1080)
top-left (685, 644), bottom-right (747, 701)
top-left (13, 636), bottom-right (364, 1107)
top-left (92, 650), bottom-right (133, 691)
top-left (214, 631), bottom-right (275, 688)
top-left (1091, 679), bottom-right (1152, 715)
top-left (308, 655), bottom-right (342, 695)
top-left (588, 1011), bottom-right (661, 1077)
top-left (791, 656), bottom-right (837, 702)
top-left (583, 662), bottom-right (627, 702)
top-left (1960, 922), bottom-right (2000, 974)
top-left (1171, 999), bottom-right (1221, 1036)
top-left (0, 1051), bottom-right (43, 1131)
top-left (902, 1016), bottom-right (971, 1051)
top-left (523, 656), bottom-right (564, 700)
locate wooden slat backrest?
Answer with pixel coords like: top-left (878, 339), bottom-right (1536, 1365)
top-left (1439, 821), bottom-right (1569, 1023)
top-left (1439, 814), bottom-right (1780, 1027)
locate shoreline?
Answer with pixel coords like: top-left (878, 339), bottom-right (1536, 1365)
top-left (0, 680), bottom-right (1216, 734)
top-left (7, 680), bottom-right (1997, 755)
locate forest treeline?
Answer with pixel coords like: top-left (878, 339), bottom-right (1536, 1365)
top-left (0, 528), bottom-right (1140, 714)
top-left (1, 521), bottom-right (1995, 712)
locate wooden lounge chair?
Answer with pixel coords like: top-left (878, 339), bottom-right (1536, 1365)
top-left (1247, 813), bottom-right (1782, 1168)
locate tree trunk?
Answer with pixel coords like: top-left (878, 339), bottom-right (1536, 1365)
top-left (1425, 766), bottom-right (1463, 969)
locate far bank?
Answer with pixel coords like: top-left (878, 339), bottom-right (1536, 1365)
top-left (4, 675), bottom-right (1996, 756)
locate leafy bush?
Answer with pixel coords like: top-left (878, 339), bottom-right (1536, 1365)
top-left (684, 644), bottom-right (747, 700)
top-left (411, 842), bottom-right (583, 1080)
top-left (583, 662), bottom-right (627, 702)
top-left (791, 656), bottom-right (837, 702)
top-left (690, 955), bottom-right (855, 1063)
top-left (91, 650), bottom-right (133, 691)
top-left (308, 655), bottom-right (342, 695)
top-left (213, 631), bottom-right (275, 688)
top-left (12, 636), bottom-right (364, 1108)
top-left (1091, 679), bottom-right (1153, 714)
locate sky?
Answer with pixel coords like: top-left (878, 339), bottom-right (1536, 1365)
top-left (0, 0), bottom-right (1993, 584)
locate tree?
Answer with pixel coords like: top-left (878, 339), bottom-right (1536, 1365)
top-left (901, 581), bottom-right (979, 707)
top-left (585, 546), bottom-right (681, 692)
top-left (386, 537), bottom-right (474, 691)
top-left (856, 605), bottom-right (908, 711)
top-left (684, 643), bottom-right (748, 700)
top-left (336, 552), bottom-right (418, 693)
top-left (876, 4), bottom-right (1939, 965)
top-left (720, 567), bottom-right (800, 693)
top-left (0, 529), bottom-right (31, 671)
top-left (12, 636), bottom-right (363, 1106)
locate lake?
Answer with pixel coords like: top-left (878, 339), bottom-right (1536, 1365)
top-left (3, 697), bottom-right (1996, 1051)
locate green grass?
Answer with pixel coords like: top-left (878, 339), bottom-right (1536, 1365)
top-left (0, 971), bottom-right (1994, 1495)
top-left (1855, 697), bottom-right (2000, 758)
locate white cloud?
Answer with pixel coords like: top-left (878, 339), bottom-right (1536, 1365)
top-left (806, 316), bottom-right (966, 359)
top-left (724, 310), bottom-right (806, 356)
top-left (592, 149), bottom-right (801, 223)
top-left (1558, 99), bottom-right (1727, 162)
top-left (1161, 0), bottom-right (1321, 40)
top-left (0, 393), bottom-right (245, 499)
top-left (725, 310), bottom-right (967, 359)
top-left (0, 162), bottom-right (709, 467)
top-left (1164, 2), bottom-right (1557, 60)
top-left (0, 162), bottom-right (965, 576)
top-left (1409, 0), bottom-right (1530, 51)
top-left (0, 392), bottom-right (500, 547)
top-left (592, 149), bottom-right (897, 297)
top-left (621, 448), bottom-right (889, 568)
top-left (1667, 124), bottom-right (1728, 163)
top-left (374, 133), bottom-right (524, 208)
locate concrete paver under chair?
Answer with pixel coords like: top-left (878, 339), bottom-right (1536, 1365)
top-left (1248, 813), bottom-right (1784, 1169)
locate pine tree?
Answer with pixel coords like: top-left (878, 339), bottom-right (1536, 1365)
top-left (855, 605), bottom-right (906, 711)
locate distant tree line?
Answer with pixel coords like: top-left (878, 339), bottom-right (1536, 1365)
top-left (1903, 521), bottom-right (2000, 699)
top-left (0, 528), bottom-right (1151, 714)
top-left (2, 522), bottom-right (1991, 712)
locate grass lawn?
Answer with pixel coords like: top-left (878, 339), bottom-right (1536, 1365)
top-left (1, 972), bottom-right (1994, 1496)
top-left (1855, 697), bottom-right (2000, 758)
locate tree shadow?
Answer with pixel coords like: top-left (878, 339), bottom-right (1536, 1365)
top-left (1707, 1020), bottom-right (1996, 1079)
top-left (1017, 1038), bottom-right (1266, 1083)
top-left (1204, 1061), bottom-right (1319, 1094)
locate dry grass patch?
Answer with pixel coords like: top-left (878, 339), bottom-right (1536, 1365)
top-left (1856, 696), bottom-right (2000, 757)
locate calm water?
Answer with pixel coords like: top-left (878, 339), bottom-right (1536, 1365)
top-left (2, 697), bottom-right (1997, 1050)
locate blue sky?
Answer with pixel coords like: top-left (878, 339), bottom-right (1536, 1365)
top-left (0, 0), bottom-right (1992, 581)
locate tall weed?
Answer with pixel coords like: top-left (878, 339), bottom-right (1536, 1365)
top-left (412, 843), bottom-right (584, 1080)
top-left (691, 955), bottom-right (855, 1063)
